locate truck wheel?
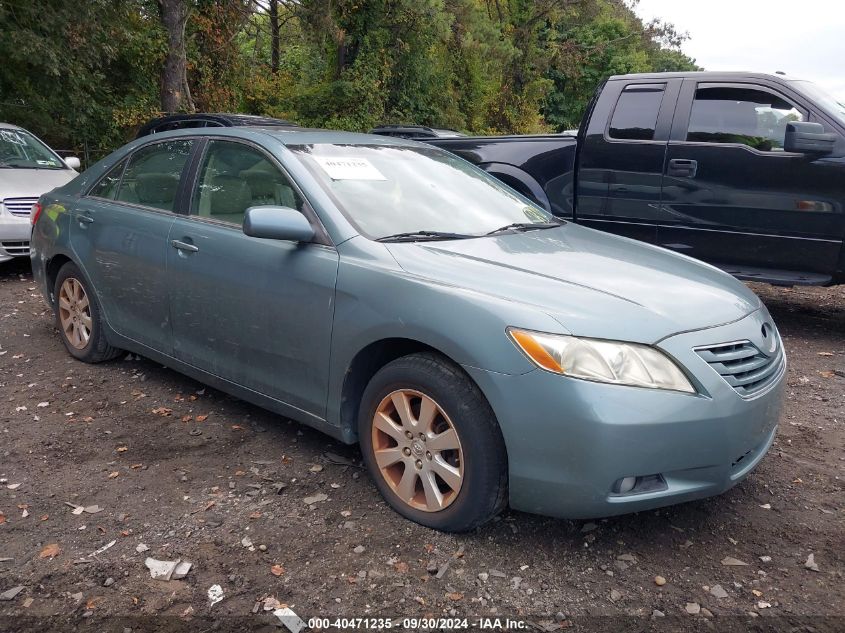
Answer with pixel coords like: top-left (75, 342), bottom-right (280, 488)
top-left (358, 352), bottom-right (508, 532)
top-left (53, 262), bottom-right (120, 363)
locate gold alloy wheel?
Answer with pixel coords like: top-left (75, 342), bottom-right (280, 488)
top-left (58, 277), bottom-right (92, 350)
top-left (371, 389), bottom-right (464, 512)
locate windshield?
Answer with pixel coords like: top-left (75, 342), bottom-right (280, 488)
top-left (792, 80), bottom-right (845, 127)
top-left (0, 128), bottom-right (65, 169)
top-left (290, 144), bottom-right (553, 240)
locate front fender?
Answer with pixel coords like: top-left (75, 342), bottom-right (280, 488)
top-left (325, 240), bottom-right (564, 428)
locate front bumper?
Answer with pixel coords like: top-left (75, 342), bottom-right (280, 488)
top-left (0, 214), bottom-right (31, 262)
top-left (465, 309), bottom-right (785, 519)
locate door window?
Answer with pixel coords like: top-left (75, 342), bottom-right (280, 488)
top-left (115, 140), bottom-right (193, 211)
top-left (686, 86), bottom-right (805, 151)
top-left (88, 158), bottom-right (127, 199)
top-left (192, 140), bottom-right (304, 226)
top-left (608, 85), bottom-right (665, 140)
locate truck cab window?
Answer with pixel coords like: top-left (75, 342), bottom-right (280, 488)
top-left (687, 87), bottom-right (804, 151)
top-left (608, 86), bottom-right (665, 140)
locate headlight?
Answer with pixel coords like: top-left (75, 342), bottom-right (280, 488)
top-left (509, 328), bottom-right (695, 393)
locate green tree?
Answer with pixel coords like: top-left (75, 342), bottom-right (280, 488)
top-left (0, 0), bottom-right (162, 163)
top-left (0, 0), bottom-right (701, 159)
top-left (543, 0), bottom-right (699, 130)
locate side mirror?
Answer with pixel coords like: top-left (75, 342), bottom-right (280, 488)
top-left (243, 206), bottom-right (315, 242)
top-left (784, 121), bottom-right (836, 155)
top-left (65, 156), bottom-right (81, 170)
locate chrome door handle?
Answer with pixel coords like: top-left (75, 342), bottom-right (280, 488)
top-left (77, 215), bottom-right (94, 224)
top-left (171, 240), bottom-right (199, 253)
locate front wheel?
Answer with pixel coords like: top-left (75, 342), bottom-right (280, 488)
top-left (358, 353), bottom-right (508, 532)
top-left (53, 262), bottom-right (121, 363)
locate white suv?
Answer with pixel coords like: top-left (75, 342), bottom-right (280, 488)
top-left (0, 124), bottom-right (80, 263)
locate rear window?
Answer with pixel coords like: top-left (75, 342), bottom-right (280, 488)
top-left (115, 140), bottom-right (193, 211)
top-left (608, 85), bottom-right (665, 141)
top-left (88, 158), bottom-right (127, 199)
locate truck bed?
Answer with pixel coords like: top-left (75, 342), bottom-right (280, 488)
top-left (425, 134), bottom-right (578, 217)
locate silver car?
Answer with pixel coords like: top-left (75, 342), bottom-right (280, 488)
top-left (0, 123), bottom-right (79, 263)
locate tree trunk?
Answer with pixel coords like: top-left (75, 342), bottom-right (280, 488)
top-left (158, 0), bottom-right (194, 113)
top-left (269, 0), bottom-right (280, 73)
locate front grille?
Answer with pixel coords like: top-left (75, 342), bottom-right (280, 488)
top-left (3, 197), bottom-right (38, 217)
top-left (1, 241), bottom-right (30, 256)
top-left (695, 338), bottom-right (784, 397)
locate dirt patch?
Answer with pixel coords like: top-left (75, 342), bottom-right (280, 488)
top-left (1, 259), bottom-right (843, 631)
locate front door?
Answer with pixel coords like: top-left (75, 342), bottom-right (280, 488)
top-left (166, 138), bottom-right (339, 418)
top-left (71, 139), bottom-right (194, 352)
top-left (659, 81), bottom-right (845, 283)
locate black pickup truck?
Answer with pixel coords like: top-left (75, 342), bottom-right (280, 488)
top-left (413, 72), bottom-right (845, 286)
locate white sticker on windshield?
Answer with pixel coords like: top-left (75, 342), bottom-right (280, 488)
top-left (313, 156), bottom-right (386, 181)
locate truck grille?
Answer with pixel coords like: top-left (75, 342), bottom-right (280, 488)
top-left (695, 339), bottom-right (784, 397)
top-left (3, 197), bottom-right (38, 217)
top-left (1, 241), bottom-right (30, 256)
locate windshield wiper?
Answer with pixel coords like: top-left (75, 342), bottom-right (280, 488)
top-left (376, 230), bottom-right (473, 243)
top-left (485, 220), bottom-right (563, 236)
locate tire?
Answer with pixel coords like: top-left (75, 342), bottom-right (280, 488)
top-left (358, 352), bottom-right (508, 532)
top-left (53, 262), bottom-right (121, 363)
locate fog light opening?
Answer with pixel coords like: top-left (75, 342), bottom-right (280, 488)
top-left (616, 476), bottom-right (637, 494)
top-left (612, 474), bottom-right (667, 496)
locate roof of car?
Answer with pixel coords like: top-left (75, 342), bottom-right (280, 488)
top-left (147, 112), bottom-right (297, 125)
top-left (135, 112), bottom-right (300, 138)
top-left (608, 71), bottom-right (799, 83)
top-left (369, 124), bottom-right (465, 138)
top-left (132, 125), bottom-right (424, 148)
top-left (0, 122), bottom-right (26, 130)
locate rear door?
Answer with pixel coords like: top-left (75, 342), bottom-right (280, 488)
top-left (71, 138), bottom-right (194, 352)
top-left (658, 80), bottom-right (845, 283)
top-left (575, 79), bottom-right (680, 243)
top-left (166, 138), bottom-right (339, 418)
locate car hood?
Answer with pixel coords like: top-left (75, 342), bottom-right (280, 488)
top-left (385, 223), bottom-right (762, 343)
top-left (0, 168), bottom-right (77, 200)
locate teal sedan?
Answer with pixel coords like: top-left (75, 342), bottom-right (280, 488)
top-left (31, 128), bottom-right (785, 531)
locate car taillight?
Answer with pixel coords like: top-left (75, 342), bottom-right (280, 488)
top-left (31, 202), bottom-right (43, 226)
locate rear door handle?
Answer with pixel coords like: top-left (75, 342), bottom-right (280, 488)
top-left (666, 158), bottom-right (698, 178)
top-left (77, 214), bottom-right (94, 225)
top-left (171, 239), bottom-right (199, 253)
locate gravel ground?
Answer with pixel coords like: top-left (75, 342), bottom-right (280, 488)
top-left (0, 257), bottom-right (843, 632)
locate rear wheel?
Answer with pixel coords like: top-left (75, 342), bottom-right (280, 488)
top-left (53, 262), bottom-right (120, 363)
top-left (359, 352), bottom-right (507, 532)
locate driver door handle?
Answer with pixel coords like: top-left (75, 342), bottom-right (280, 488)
top-left (667, 158), bottom-right (698, 178)
top-left (171, 240), bottom-right (199, 253)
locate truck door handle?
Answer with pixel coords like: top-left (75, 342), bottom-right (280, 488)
top-left (666, 158), bottom-right (697, 178)
top-left (77, 214), bottom-right (94, 225)
top-left (171, 239), bottom-right (199, 253)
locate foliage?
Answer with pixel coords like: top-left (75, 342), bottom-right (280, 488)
top-left (543, 0), bottom-right (700, 130)
top-left (0, 0), bottom-right (162, 161)
top-left (0, 0), bottom-right (697, 163)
